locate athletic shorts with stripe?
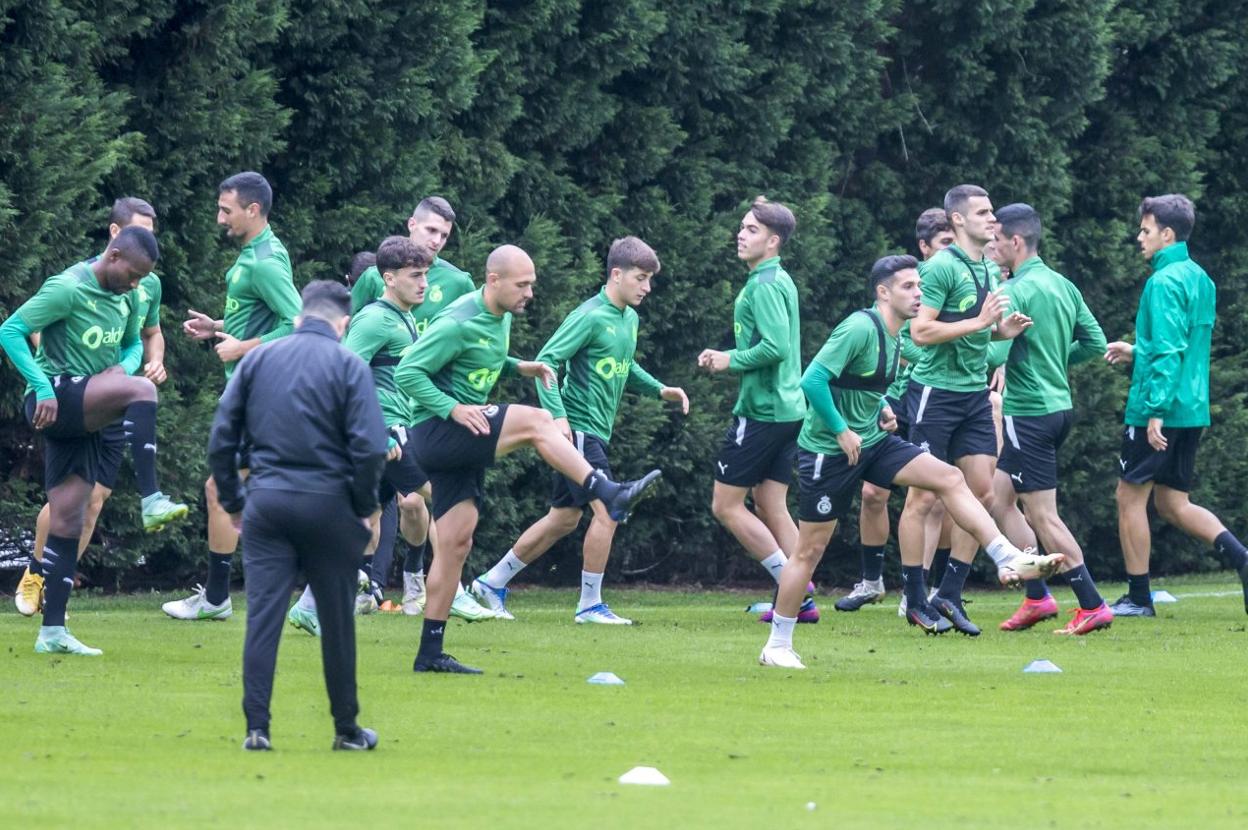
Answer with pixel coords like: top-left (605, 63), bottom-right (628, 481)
top-left (1118, 423), bottom-right (1202, 492)
top-left (904, 384), bottom-right (996, 462)
top-left (713, 416), bottom-right (802, 488)
top-left (550, 430), bottom-right (611, 509)
top-left (796, 435), bottom-right (924, 522)
top-left (997, 410), bottom-right (1073, 493)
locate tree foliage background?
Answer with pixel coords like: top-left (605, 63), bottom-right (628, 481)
top-left (2, 0), bottom-right (1246, 590)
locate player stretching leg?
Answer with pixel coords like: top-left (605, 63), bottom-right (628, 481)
top-left (471, 237), bottom-right (688, 624)
top-left (165, 172), bottom-right (302, 622)
top-left (760, 257), bottom-right (1062, 667)
top-left (395, 245), bottom-right (662, 673)
top-left (987, 204), bottom-right (1113, 634)
top-left (17, 198), bottom-right (174, 616)
top-left (1105, 195), bottom-right (1248, 617)
top-left (0, 228), bottom-right (185, 654)
top-left (699, 198), bottom-right (816, 622)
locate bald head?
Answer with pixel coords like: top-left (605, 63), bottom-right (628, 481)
top-left (483, 244), bottom-right (537, 315)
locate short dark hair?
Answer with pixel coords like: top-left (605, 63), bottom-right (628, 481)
top-left (749, 196), bottom-right (796, 245)
top-left (1139, 194), bottom-right (1195, 241)
top-left (412, 196), bottom-right (456, 224)
top-left (915, 207), bottom-right (951, 245)
top-left (606, 236), bottom-right (660, 275)
top-left (346, 251), bottom-right (377, 286)
top-left (944, 184), bottom-right (989, 220)
top-left (109, 225), bottom-right (160, 265)
top-left (995, 203), bottom-right (1042, 250)
top-left (376, 235), bottom-right (433, 273)
top-left (110, 197), bottom-right (157, 229)
top-left (219, 171), bottom-right (273, 216)
top-left (300, 280), bottom-right (351, 321)
top-left (869, 254), bottom-right (918, 296)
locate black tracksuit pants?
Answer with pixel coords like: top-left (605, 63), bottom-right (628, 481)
top-left (241, 489), bottom-right (371, 734)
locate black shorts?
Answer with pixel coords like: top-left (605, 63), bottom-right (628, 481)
top-left (997, 411), bottom-right (1074, 493)
top-left (1119, 424), bottom-right (1202, 492)
top-left (714, 417), bottom-right (801, 488)
top-left (906, 384), bottom-right (997, 463)
top-left (378, 425), bottom-right (430, 503)
top-left (550, 430), bottom-right (611, 508)
top-left (411, 404), bottom-right (508, 519)
top-left (96, 420), bottom-right (128, 490)
top-left (797, 435), bottom-right (924, 523)
top-left (24, 375), bottom-right (99, 489)
top-left (884, 394), bottom-right (909, 441)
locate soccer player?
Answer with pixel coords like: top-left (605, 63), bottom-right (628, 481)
top-left (349, 197), bottom-right (478, 618)
top-left (987, 204), bottom-right (1114, 635)
top-left (0, 227), bottom-right (185, 655)
top-left (16, 197), bottom-right (172, 617)
top-left (698, 197), bottom-right (816, 621)
top-left (837, 207), bottom-right (955, 613)
top-left (394, 244), bottom-right (662, 673)
top-left (759, 256), bottom-right (1063, 668)
top-left (470, 237), bottom-right (689, 624)
top-left (899, 184), bottom-right (1035, 636)
top-left (286, 236), bottom-right (436, 636)
top-left (165, 172), bottom-right (301, 621)
top-left (1105, 194), bottom-right (1248, 617)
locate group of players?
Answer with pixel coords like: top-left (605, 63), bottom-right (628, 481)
top-left (6, 172), bottom-right (1248, 676)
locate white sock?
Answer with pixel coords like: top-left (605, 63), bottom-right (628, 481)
top-left (579, 571), bottom-right (603, 611)
top-left (482, 550), bottom-right (527, 588)
top-left (760, 550), bottom-right (788, 584)
top-left (766, 613), bottom-right (797, 649)
top-left (296, 585), bottom-right (316, 612)
top-left (985, 535), bottom-right (1022, 567)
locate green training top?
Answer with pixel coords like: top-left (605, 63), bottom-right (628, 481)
top-left (728, 256), bottom-right (806, 422)
top-left (350, 257), bottom-right (474, 334)
top-left (885, 320), bottom-right (923, 401)
top-left (535, 288), bottom-right (665, 442)
top-left (133, 273), bottom-right (162, 330)
top-left (999, 257), bottom-right (1106, 416)
top-left (344, 298), bottom-right (419, 427)
top-left (1123, 242), bottom-right (1214, 428)
top-left (393, 287), bottom-right (521, 425)
top-left (222, 225), bottom-right (299, 378)
top-left (13, 261), bottom-right (142, 398)
top-left (911, 244), bottom-right (1001, 393)
top-left (798, 308), bottom-right (897, 456)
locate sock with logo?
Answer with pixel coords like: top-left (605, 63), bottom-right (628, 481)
top-left (1127, 573), bottom-right (1151, 606)
top-left (765, 613), bottom-right (797, 650)
top-left (403, 540), bottom-right (426, 575)
top-left (418, 618), bottom-right (446, 661)
top-left (861, 544), bottom-right (885, 582)
top-left (1025, 579), bottom-right (1049, 601)
top-left (929, 547), bottom-right (951, 586)
top-left (123, 400), bottom-right (159, 497)
top-left (760, 550), bottom-right (788, 584)
top-left (39, 535), bottom-right (78, 627)
top-left (936, 558), bottom-right (970, 602)
top-left (578, 570), bottom-right (603, 611)
top-left (482, 549), bottom-right (527, 589)
top-left (902, 565), bottom-right (928, 610)
top-left (205, 552), bottom-right (233, 606)
top-left (1214, 530), bottom-right (1248, 570)
top-left (1064, 565), bottom-right (1103, 610)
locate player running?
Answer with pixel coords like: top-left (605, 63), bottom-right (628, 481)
top-left (164, 172), bottom-right (301, 622)
top-left (698, 197), bottom-right (817, 622)
top-left (987, 204), bottom-right (1114, 635)
top-left (759, 256), bottom-right (1063, 668)
top-left (286, 236), bottom-right (436, 635)
top-left (0, 227), bottom-right (186, 655)
top-left (470, 237), bottom-right (689, 624)
top-left (1105, 194), bottom-right (1248, 617)
top-left (16, 197), bottom-right (173, 617)
top-left (394, 244), bottom-right (662, 673)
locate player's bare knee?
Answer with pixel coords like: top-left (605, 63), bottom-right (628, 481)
top-left (550, 509), bottom-right (581, 535)
top-left (861, 483), bottom-right (890, 511)
top-left (1154, 492), bottom-right (1185, 524)
top-left (130, 375), bottom-right (158, 402)
top-left (711, 490), bottom-right (741, 523)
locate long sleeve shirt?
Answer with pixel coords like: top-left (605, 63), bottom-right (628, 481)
top-left (727, 256), bottom-right (806, 422)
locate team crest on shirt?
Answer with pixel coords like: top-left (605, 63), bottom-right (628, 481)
top-left (816, 495), bottom-right (832, 516)
top-left (429, 285), bottom-right (443, 303)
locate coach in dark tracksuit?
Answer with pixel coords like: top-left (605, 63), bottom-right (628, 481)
top-left (208, 280), bottom-right (388, 751)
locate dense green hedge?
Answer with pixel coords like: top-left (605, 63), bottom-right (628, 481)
top-left (2, 0), bottom-right (1245, 590)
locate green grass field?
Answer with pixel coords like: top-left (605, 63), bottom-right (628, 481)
top-left (4, 575), bottom-right (1247, 829)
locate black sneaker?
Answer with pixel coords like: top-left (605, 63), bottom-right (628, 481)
top-left (906, 602), bottom-right (953, 635)
top-left (930, 594), bottom-right (981, 636)
top-left (332, 726), bottom-right (378, 751)
top-left (413, 652), bottom-right (484, 674)
top-left (601, 469), bottom-right (662, 523)
top-left (1108, 594), bottom-right (1155, 617)
top-left (243, 729), bottom-right (272, 751)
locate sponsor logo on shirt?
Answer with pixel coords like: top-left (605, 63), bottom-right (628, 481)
top-left (467, 367), bottom-right (501, 391)
top-left (594, 356), bottom-right (632, 380)
top-left (80, 325), bottom-right (125, 350)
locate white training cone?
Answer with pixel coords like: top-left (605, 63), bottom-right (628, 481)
top-left (1023, 659), bottom-right (1062, 674)
top-left (1151, 590), bottom-right (1177, 603)
top-left (619, 766), bottom-right (670, 786)
top-left (588, 671), bottom-right (625, 685)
